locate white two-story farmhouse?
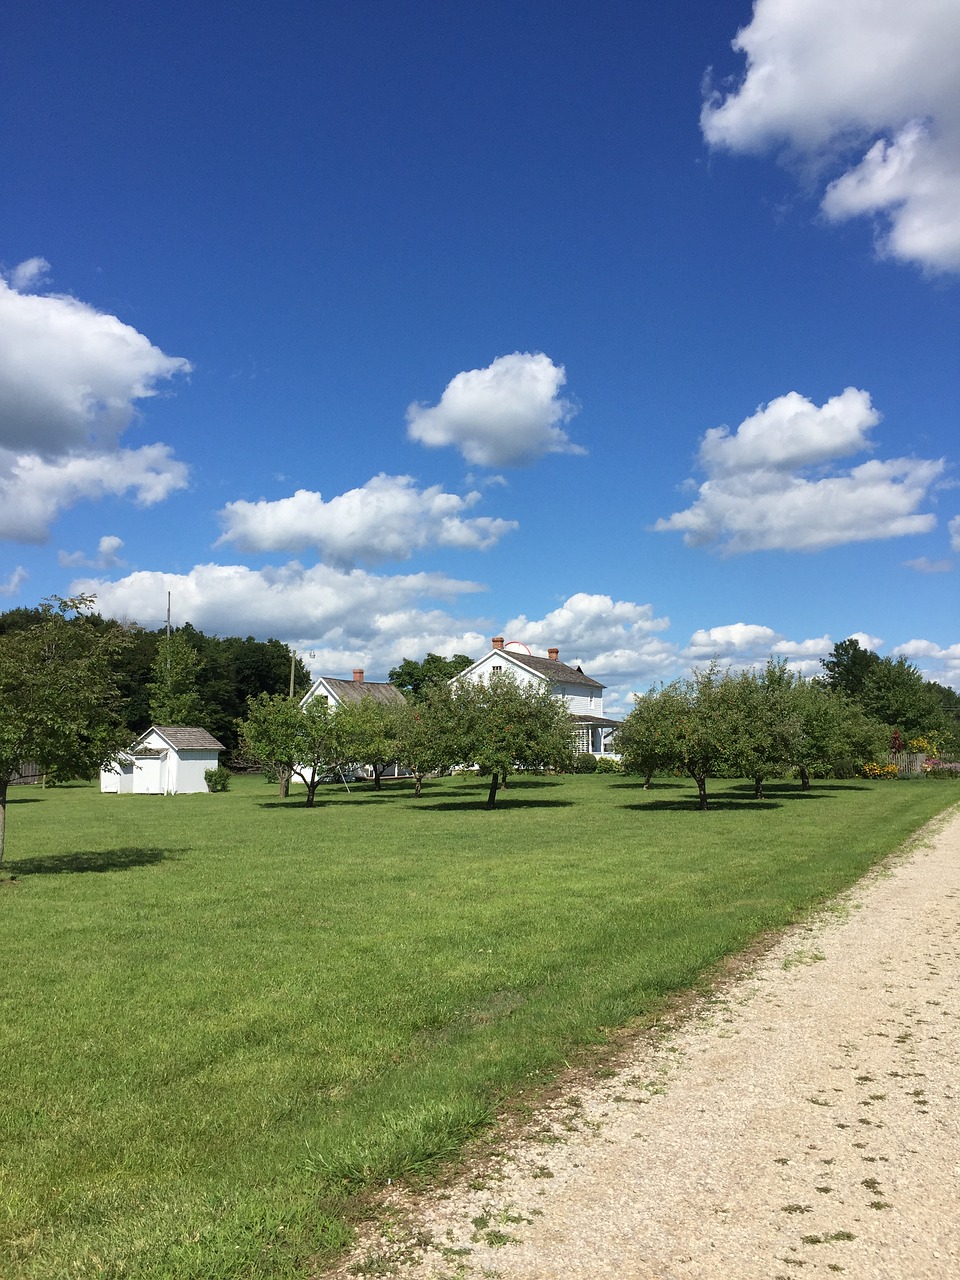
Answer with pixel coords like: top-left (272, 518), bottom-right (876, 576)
top-left (454, 637), bottom-right (618, 756)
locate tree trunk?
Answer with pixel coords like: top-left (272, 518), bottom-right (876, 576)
top-left (500, 770), bottom-right (508, 788)
top-left (693, 772), bottom-right (708, 810)
top-left (305, 782), bottom-right (317, 808)
top-left (799, 766), bottom-right (811, 790)
top-left (486, 771), bottom-right (500, 808)
top-left (414, 773), bottom-right (423, 797)
top-left (0, 779), bottom-right (7, 867)
top-left (754, 774), bottom-right (765, 800)
top-left (279, 766), bottom-right (290, 799)
top-left (373, 764), bottom-right (383, 791)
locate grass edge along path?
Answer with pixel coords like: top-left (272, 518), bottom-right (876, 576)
top-left (0, 774), bottom-right (957, 1279)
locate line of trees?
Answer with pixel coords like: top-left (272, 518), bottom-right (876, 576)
top-left (613, 653), bottom-right (954, 811)
top-left (239, 670), bottom-right (576, 808)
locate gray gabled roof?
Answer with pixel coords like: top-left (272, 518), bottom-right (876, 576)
top-left (148, 726), bottom-right (226, 751)
top-left (507, 652), bottom-right (605, 690)
top-left (314, 678), bottom-right (407, 708)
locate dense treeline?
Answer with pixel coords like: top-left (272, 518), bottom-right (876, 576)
top-left (0, 607), bottom-right (312, 752)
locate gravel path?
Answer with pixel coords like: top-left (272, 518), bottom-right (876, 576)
top-left (330, 806), bottom-right (960, 1280)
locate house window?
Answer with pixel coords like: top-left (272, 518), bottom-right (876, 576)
top-left (492, 664), bottom-right (502, 674)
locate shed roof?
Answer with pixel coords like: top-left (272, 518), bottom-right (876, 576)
top-left (147, 726), bottom-right (226, 751)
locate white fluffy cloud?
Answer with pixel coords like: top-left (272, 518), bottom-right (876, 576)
top-left (702, 0), bottom-right (960, 273)
top-left (217, 474), bottom-right (517, 565)
top-left (655, 389), bottom-right (943, 553)
top-left (0, 262), bottom-right (191, 541)
top-left (686, 622), bottom-right (779, 659)
top-left (0, 445), bottom-right (188, 543)
top-left (501, 593), bottom-right (678, 699)
top-left (892, 638), bottom-right (960, 688)
top-left (71, 560), bottom-right (488, 675)
top-left (950, 515), bottom-right (960, 551)
top-left (406, 352), bottom-right (584, 467)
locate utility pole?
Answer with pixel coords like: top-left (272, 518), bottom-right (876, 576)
top-left (289, 646), bottom-right (296, 698)
top-left (166, 592), bottom-right (172, 670)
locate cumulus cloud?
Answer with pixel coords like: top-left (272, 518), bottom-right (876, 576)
top-left (655, 389), bottom-right (943, 553)
top-left (0, 445), bottom-right (188, 543)
top-left (406, 352), bottom-right (584, 467)
top-left (0, 263), bottom-right (191, 541)
top-left (70, 560), bottom-right (488, 675)
top-left (217, 474), bottom-right (517, 566)
top-left (59, 534), bottom-right (127, 570)
top-left (702, 0), bottom-right (960, 272)
top-left (500, 592), bottom-right (678, 691)
top-left (891, 638), bottom-right (960, 689)
top-left (0, 565), bottom-right (27, 596)
top-left (686, 622), bottom-right (780, 660)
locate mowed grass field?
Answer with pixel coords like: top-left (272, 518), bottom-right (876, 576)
top-left (1, 772), bottom-right (957, 1279)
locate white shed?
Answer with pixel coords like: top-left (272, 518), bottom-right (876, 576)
top-left (100, 726), bottom-right (225, 795)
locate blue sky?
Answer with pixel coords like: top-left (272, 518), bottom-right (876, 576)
top-left (2, 0), bottom-right (958, 714)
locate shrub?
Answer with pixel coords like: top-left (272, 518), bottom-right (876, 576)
top-left (573, 752), bottom-right (598, 773)
top-left (595, 755), bottom-right (623, 774)
top-left (204, 765), bottom-right (231, 792)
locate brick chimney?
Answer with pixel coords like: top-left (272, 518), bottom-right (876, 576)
top-left (547, 647), bottom-right (559, 662)
top-left (352, 668), bottom-right (364, 684)
top-left (492, 636), bottom-right (505, 650)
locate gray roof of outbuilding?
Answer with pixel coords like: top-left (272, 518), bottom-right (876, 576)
top-left (508, 652), bottom-right (605, 690)
top-left (150, 727), bottom-right (226, 751)
top-left (322, 679), bottom-right (407, 707)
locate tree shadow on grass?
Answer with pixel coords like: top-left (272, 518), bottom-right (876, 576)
top-left (416, 798), bottom-right (575, 812)
top-left (624, 798), bottom-right (784, 813)
top-left (6, 846), bottom-right (178, 876)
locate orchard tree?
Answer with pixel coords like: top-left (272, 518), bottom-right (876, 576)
top-left (239, 693), bottom-right (337, 807)
top-left (395, 682), bottom-right (460, 796)
top-left (453, 671), bottom-right (576, 808)
top-left (334, 696), bottom-right (403, 789)
top-left (0, 596), bottom-right (129, 865)
top-left (613, 689), bottom-right (674, 788)
top-left (723, 662), bottom-right (803, 800)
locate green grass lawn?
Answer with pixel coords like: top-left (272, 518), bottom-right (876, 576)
top-left (1, 772), bottom-right (956, 1279)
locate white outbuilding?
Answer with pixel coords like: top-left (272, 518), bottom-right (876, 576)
top-left (100, 726), bottom-right (225, 795)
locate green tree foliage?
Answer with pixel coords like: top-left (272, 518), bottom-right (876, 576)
top-left (612, 689), bottom-right (675, 788)
top-left (388, 652), bottom-right (473, 699)
top-left (820, 637), bottom-right (881, 698)
top-left (148, 632), bottom-right (205, 726)
top-left (821, 638), bottom-right (955, 749)
top-left (0, 597), bottom-right (129, 864)
top-left (452, 671), bottom-right (576, 808)
top-left (239, 693), bottom-right (336, 807)
top-left (395, 682), bottom-right (460, 796)
top-left (333, 697), bottom-right (403, 789)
